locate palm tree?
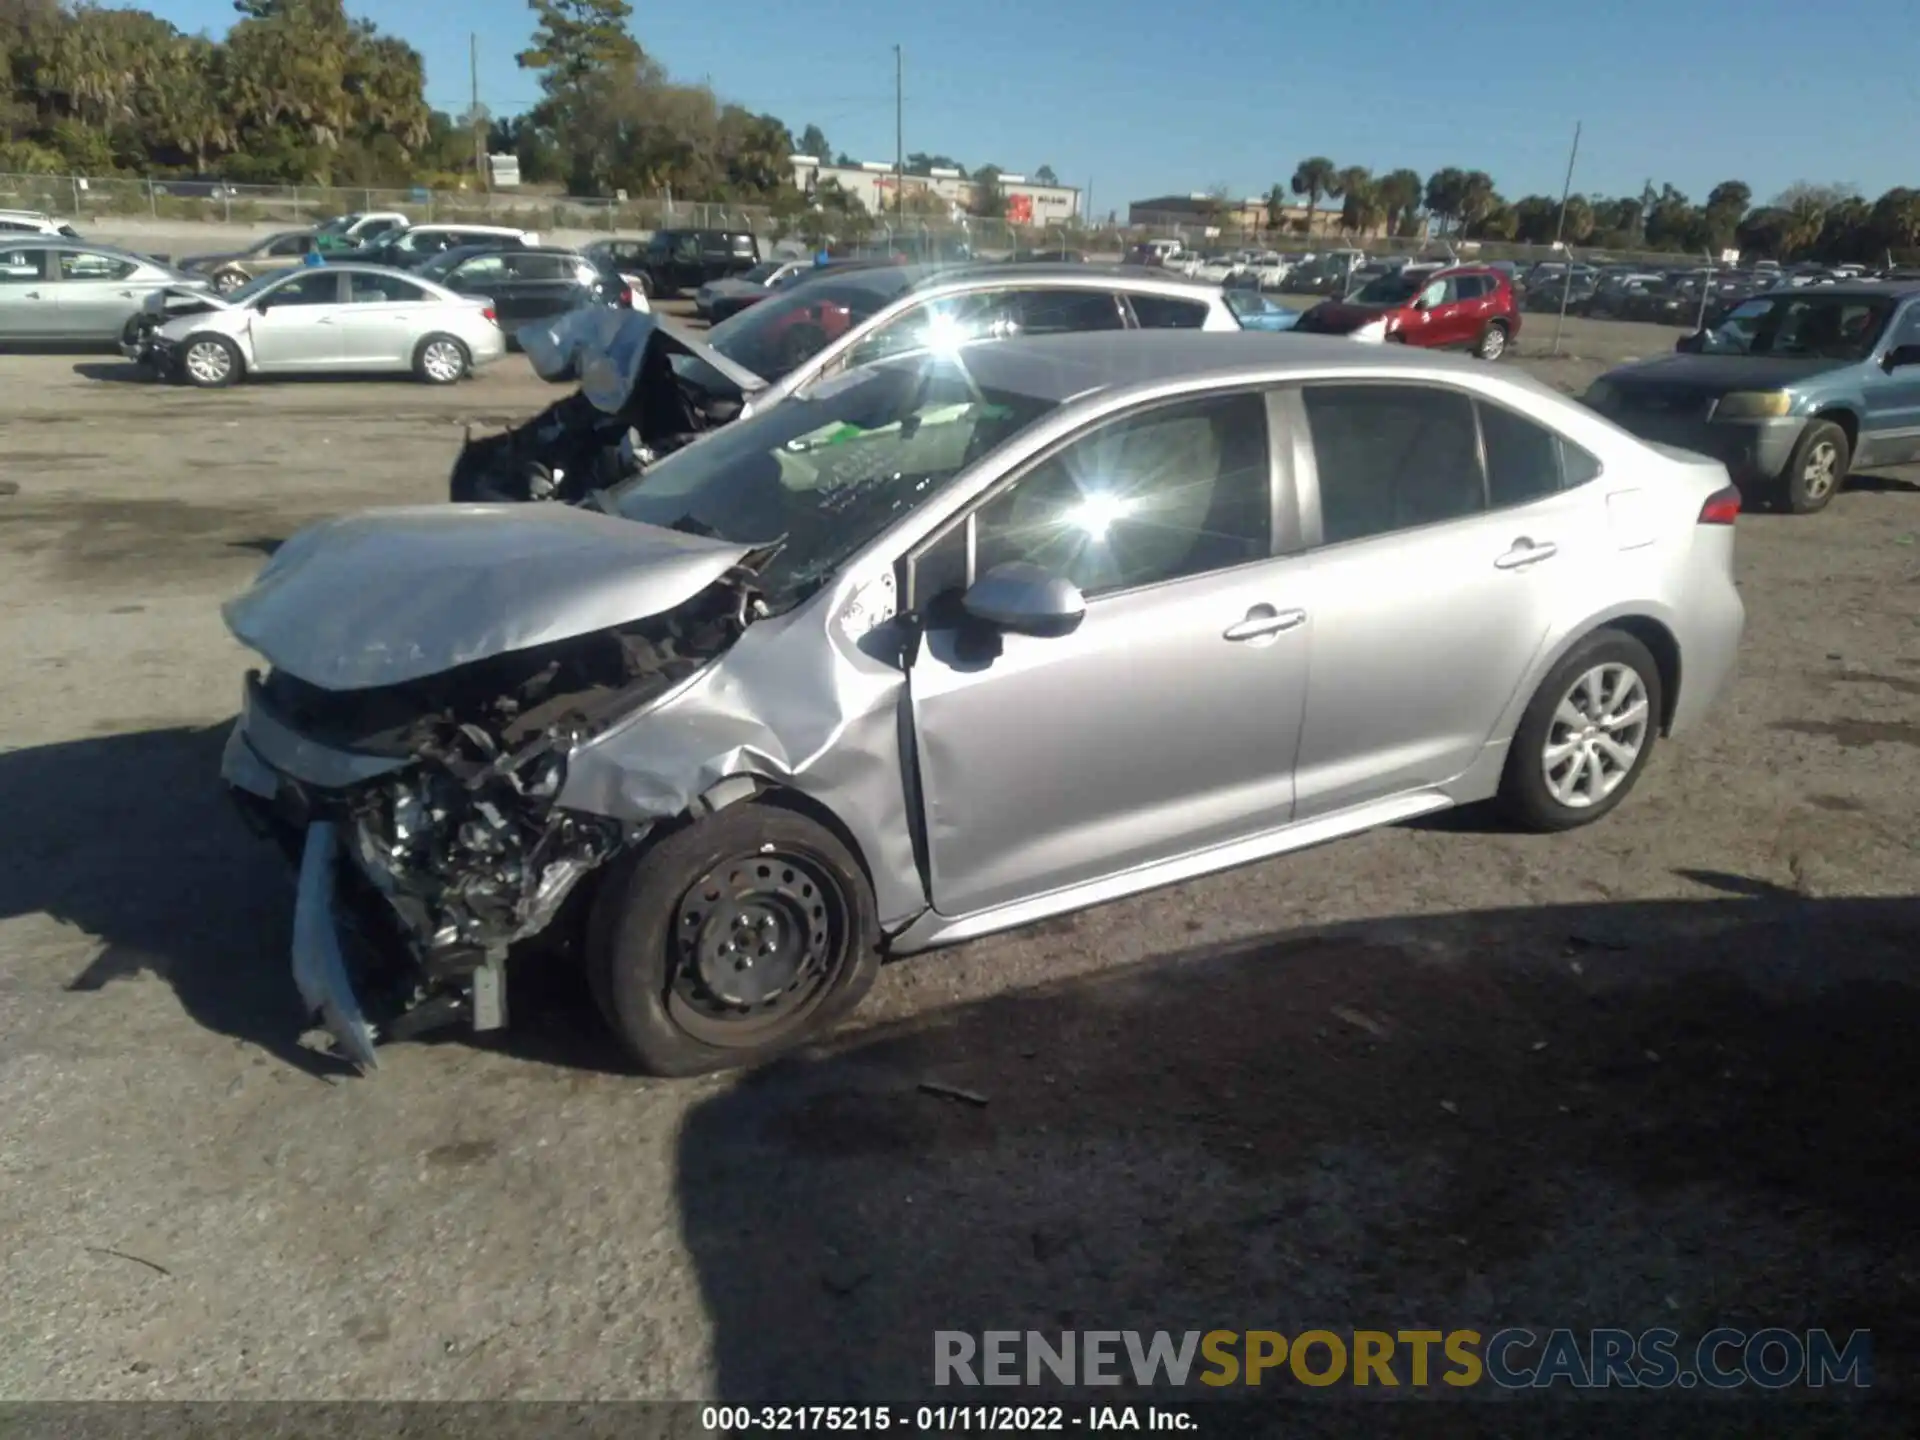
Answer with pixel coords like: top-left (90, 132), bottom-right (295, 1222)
top-left (1333, 165), bottom-right (1374, 233)
top-left (1374, 168), bottom-right (1423, 235)
top-left (1290, 156), bottom-right (1336, 235)
top-left (1458, 170), bottom-right (1497, 235)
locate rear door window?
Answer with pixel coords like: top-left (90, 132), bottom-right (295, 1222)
top-left (59, 251), bottom-right (138, 280)
top-left (348, 271), bottom-right (429, 303)
top-left (506, 253), bottom-right (572, 281)
top-left (1015, 288), bottom-right (1125, 333)
top-left (1302, 383), bottom-right (1486, 544)
top-left (1128, 294), bottom-right (1211, 328)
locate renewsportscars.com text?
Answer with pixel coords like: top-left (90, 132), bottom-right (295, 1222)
top-left (934, 1328), bottom-right (1871, 1390)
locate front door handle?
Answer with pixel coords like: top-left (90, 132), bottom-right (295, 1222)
top-left (1224, 606), bottom-right (1307, 641)
top-left (23, 290), bottom-right (40, 299)
top-left (1495, 538), bottom-right (1558, 569)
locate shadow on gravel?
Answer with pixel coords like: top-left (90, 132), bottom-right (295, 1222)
top-left (70, 361), bottom-right (149, 384)
top-left (676, 890), bottom-right (1919, 1420)
top-left (0, 722), bottom-right (329, 1074)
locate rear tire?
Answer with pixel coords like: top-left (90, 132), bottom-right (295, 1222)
top-left (212, 269), bottom-right (248, 295)
top-left (1497, 629), bottom-right (1663, 833)
top-left (1474, 320), bottom-right (1510, 360)
top-left (587, 804), bottom-right (881, 1077)
top-left (1780, 419), bottom-right (1848, 515)
top-left (413, 333), bottom-right (470, 385)
top-left (178, 333), bottom-right (241, 388)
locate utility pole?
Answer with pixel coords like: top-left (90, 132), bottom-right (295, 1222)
top-left (893, 44), bottom-right (904, 221)
top-left (471, 33), bottom-right (488, 194)
top-left (1549, 119), bottom-right (1583, 357)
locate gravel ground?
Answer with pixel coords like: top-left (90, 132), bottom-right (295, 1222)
top-left (2, 313), bottom-right (1918, 1417)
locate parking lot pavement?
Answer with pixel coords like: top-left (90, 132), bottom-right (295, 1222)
top-left (2, 334), bottom-right (1919, 1403)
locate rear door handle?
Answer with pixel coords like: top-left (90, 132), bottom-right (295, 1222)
top-left (1495, 538), bottom-right (1558, 569)
top-left (1224, 606), bottom-right (1307, 641)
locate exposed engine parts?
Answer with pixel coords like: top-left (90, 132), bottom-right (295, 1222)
top-left (268, 572), bottom-right (762, 1001)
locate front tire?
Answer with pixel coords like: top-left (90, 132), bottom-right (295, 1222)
top-left (1780, 419), bottom-right (1849, 514)
top-left (1497, 629), bottom-right (1663, 833)
top-left (587, 804), bottom-right (881, 1076)
top-left (179, 333), bottom-right (241, 388)
top-left (413, 333), bottom-right (470, 385)
top-left (1474, 320), bottom-right (1510, 360)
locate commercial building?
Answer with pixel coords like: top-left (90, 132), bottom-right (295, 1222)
top-left (789, 157), bottom-right (1081, 226)
top-left (1127, 192), bottom-right (1374, 238)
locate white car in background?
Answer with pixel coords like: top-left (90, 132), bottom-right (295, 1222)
top-left (0, 208), bottom-right (82, 238)
top-left (1245, 252), bottom-right (1294, 288)
top-left (1191, 254), bottom-right (1241, 283)
top-left (123, 263), bottom-right (506, 387)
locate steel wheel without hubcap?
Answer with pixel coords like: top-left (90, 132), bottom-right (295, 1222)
top-left (1800, 441), bottom-right (1840, 503)
top-left (667, 847), bottom-right (850, 1048)
top-left (420, 339), bottom-right (465, 383)
top-left (184, 338), bottom-right (233, 385)
top-left (1542, 663), bottom-right (1650, 809)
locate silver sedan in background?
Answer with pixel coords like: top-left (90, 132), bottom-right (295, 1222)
top-left (0, 238), bottom-right (207, 345)
top-left (218, 334), bottom-right (1745, 1075)
top-left (125, 263), bottom-right (507, 387)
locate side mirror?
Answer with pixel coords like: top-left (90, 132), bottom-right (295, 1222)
top-left (1883, 344), bottom-right (1920, 372)
top-left (960, 561), bottom-right (1086, 638)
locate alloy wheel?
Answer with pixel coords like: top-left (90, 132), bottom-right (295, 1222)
top-left (667, 846), bottom-right (850, 1047)
top-left (421, 339), bottom-right (464, 382)
top-left (184, 339), bottom-right (231, 385)
top-left (1801, 441), bottom-right (1840, 501)
top-left (1541, 663), bottom-right (1650, 808)
top-left (1481, 326), bottom-right (1507, 359)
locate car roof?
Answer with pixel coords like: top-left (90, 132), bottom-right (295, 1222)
top-left (925, 261), bottom-right (1230, 295)
top-left (897, 330), bottom-right (1512, 407)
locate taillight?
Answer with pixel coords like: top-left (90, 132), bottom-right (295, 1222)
top-left (618, 284), bottom-right (632, 308)
top-left (1698, 485), bottom-right (1741, 525)
top-left (481, 305), bottom-right (497, 325)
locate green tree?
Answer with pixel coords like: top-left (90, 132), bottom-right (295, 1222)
top-left (1561, 194), bottom-right (1594, 244)
top-left (1333, 165), bottom-right (1376, 232)
top-left (795, 122), bottom-right (829, 160)
top-left (1423, 167), bottom-right (1467, 232)
top-left (969, 163), bottom-right (1006, 219)
top-left (1034, 162), bottom-right (1057, 185)
top-left (1290, 156), bottom-right (1336, 231)
top-left (1264, 181), bottom-right (1289, 230)
top-left (1374, 167), bottom-right (1423, 235)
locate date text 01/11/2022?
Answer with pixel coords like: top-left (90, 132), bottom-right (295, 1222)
top-left (699, 1405), bottom-right (1196, 1431)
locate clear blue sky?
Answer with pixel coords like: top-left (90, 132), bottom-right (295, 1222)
top-left (126, 0), bottom-right (1917, 213)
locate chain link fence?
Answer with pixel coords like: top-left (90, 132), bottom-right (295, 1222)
top-left (0, 170), bottom-right (1054, 256)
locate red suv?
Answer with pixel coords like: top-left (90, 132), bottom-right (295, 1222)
top-left (1293, 264), bottom-right (1520, 359)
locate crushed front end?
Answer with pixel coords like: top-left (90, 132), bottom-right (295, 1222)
top-left (222, 578), bottom-right (758, 1068)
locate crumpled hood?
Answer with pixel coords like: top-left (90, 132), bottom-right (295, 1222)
top-left (517, 307), bottom-right (768, 410)
top-left (145, 281), bottom-right (228, 314)
top-left (223, 503), bottom-right (756, 691)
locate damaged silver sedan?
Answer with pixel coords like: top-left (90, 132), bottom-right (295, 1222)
top-left (222, 332), bottom-right (1744, 1075)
